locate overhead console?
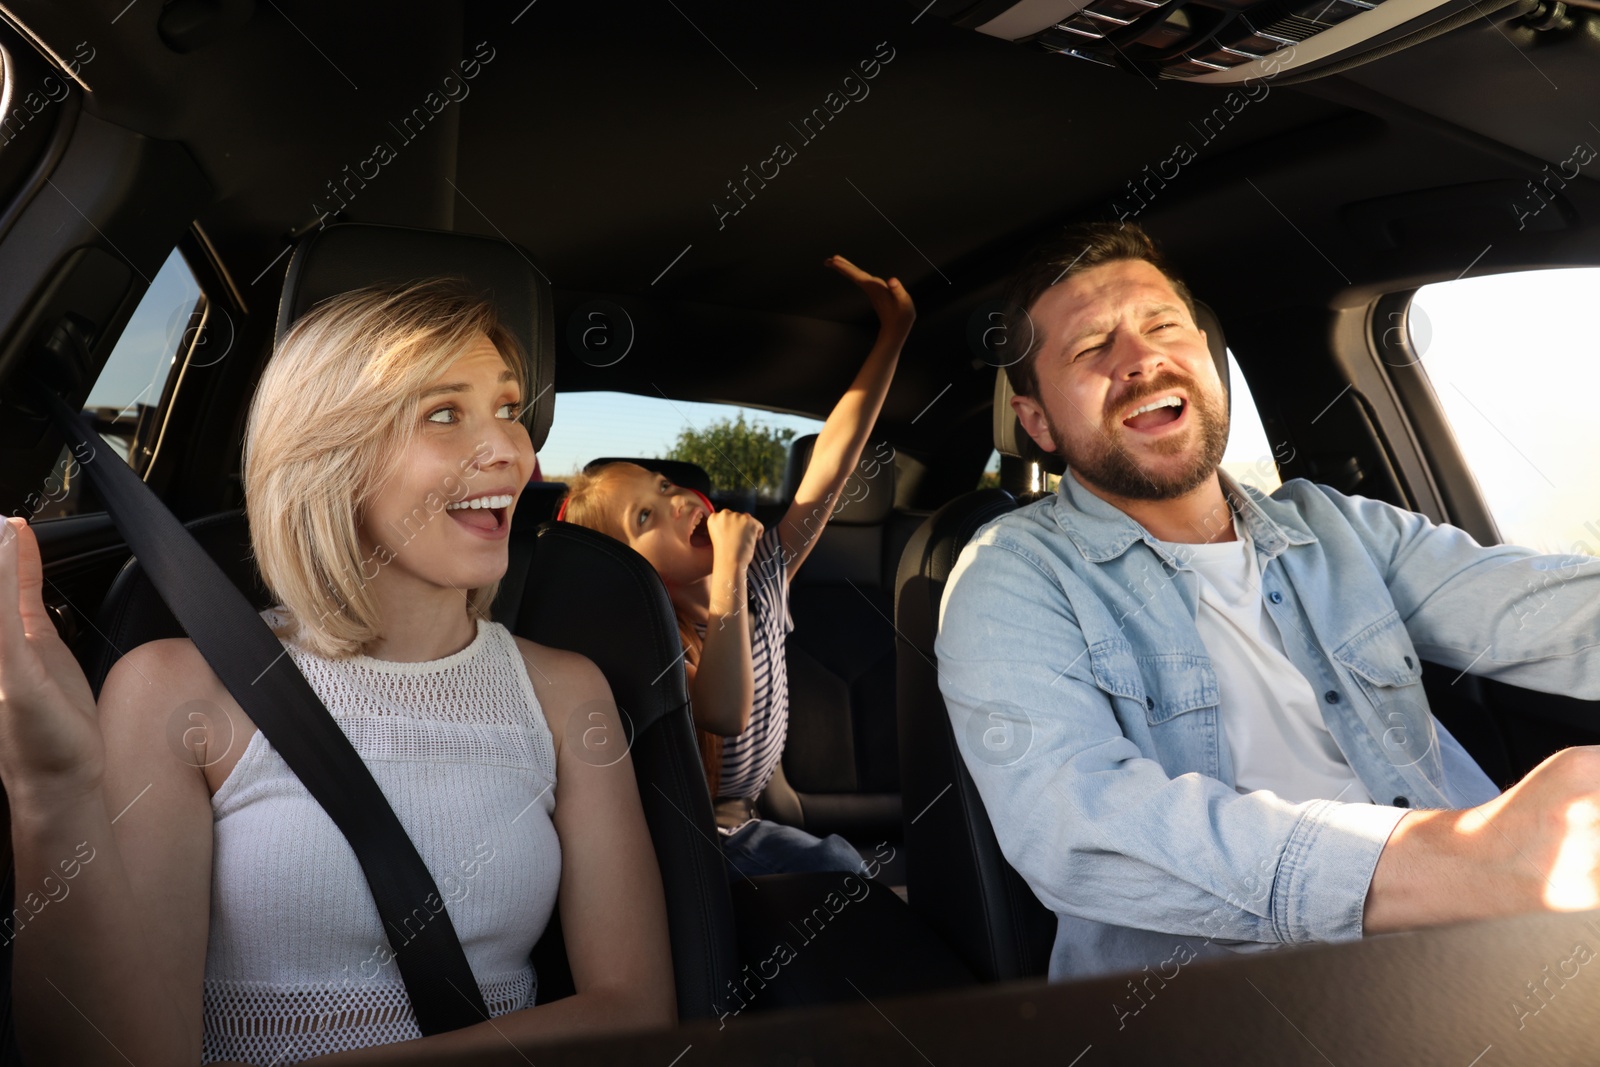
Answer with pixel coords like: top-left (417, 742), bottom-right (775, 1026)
top-left (919, 0), bottom-right (1536, 82)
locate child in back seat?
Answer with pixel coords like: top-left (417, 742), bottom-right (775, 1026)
top-left (558, 255), bottom-right (915, 877)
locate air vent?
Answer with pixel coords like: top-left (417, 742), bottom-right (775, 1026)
top-left (933, 0), bottom-right (1497, 83)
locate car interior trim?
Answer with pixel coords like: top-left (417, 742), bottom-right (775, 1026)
top-left (977, 0), bottom-right (1094, 39)
top-left (1186, 0), bottom-right (1505, 82)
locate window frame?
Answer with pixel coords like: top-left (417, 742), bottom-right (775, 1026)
top-left (1373, 288), bottom-right (1505, 548)
top-left (140, 225), bottom-right (248, 513)
top-left (30, 232), bottom-right (232, 522)
top-left (133, 250), bottom-right (213, 479)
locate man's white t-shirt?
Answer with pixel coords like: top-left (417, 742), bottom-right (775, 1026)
top-left (1160, 514), bottom-right (1371, 805)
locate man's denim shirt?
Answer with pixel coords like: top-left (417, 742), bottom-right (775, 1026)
top-left (936, 469), bottom-right (1600, 983)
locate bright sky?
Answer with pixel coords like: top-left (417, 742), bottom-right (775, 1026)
top-left (89, 250), bottom-right (201, 412)
top-left (537, 393), bottom-right (824, 480)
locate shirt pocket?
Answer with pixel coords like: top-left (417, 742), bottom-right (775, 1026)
top-left (1137, 653), bottom-right (1220, 726)
top-left (1088, 639), bottom-right (1219, 776)
top-left (1332, 612), bottom-right (1437, 772)
top-left (1088, 638), bottom-right (1218, 725)
top-left (1088, 636), bottom-right (1142, 701)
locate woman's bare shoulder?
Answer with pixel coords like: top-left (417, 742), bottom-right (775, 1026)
top-left (509, 636), bottom-right (612, 749)
top-left (103, 637), bottom-right (224, 700)
top-left (101, 638), bottom-right (256, 795)
top-left (509, 635), bottom-right (608, 692)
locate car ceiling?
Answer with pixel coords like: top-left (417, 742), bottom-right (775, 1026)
top-left (8, 0), bottom-right (1599, 455)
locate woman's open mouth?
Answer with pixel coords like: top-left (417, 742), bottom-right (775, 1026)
top-left (445, 493), bottom-right (514, 538)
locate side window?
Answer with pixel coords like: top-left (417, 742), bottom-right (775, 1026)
top-left (30, 248), bottom-right (204, 521)
top-left (1219, 349), bottom-right (1283, 495)
top-left (979, 449), bottom-right (1001, 489)
top-left (538, 391), bottom-right (825, 504)
top-left (1410, 268), bottom-right (1600, 554)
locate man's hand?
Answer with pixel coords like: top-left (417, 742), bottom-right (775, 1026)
top-left (1366, 746), bottom-right (1600, 933)
top-left (825, 255), bottom-right (915, 339)
top-left (706, 510), bottom-right (763, 577)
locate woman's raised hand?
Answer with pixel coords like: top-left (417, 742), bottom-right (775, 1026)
top-left (824, 254), bottom-right (916, 338)
top-left (0, 517), bottom-right (104, 807)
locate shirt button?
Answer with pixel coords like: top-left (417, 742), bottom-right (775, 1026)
top-left (1393, 796), bottom-right (1410, 808)
top-left (1267, 591), bottom-right (1283, 604)
top-left (1403, 656), bottom-right (1414, 669)
top-left (1146, 696), bottom-right (1156, 711)
top-left (1324, 690), bottom-right (1340, 704)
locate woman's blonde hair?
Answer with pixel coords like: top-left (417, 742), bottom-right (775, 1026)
top-left (243, 279), bottom-right (528, 659)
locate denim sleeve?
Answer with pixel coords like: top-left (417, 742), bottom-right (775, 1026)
top-left (935, 533), bottom-right (1407, 946)
top-left (1307, 483), bottom-right (1600, 699)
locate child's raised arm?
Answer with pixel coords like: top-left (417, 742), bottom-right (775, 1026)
top-left (779, 255), bottom-right (915, 578)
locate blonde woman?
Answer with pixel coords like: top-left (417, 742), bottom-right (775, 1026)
top-left (0, 281), bottom-right (674, 1065)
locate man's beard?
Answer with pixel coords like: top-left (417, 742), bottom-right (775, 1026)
top-left (1043, 370), bottom-right (1230, 502)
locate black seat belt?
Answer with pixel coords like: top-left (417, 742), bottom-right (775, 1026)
top-left (42, 391), bottom-right (491, 1035)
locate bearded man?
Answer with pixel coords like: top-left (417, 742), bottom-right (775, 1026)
top-left (936, 222), bottom-right (1600, 983)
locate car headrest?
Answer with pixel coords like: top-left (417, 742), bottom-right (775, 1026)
top-left (994, 299), bottom-right (1230, 469)
top-left (276, 223), bottom-right (557, 451)
top-left (584, 457), bottom-right (713, 498)
top-left (781, 433), bottom-right (896, 526)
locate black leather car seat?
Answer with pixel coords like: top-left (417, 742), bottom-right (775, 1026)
top-left (895, 489), bottom-right (1049, 981)
top-left (493, 512), bottom-right (738, 1016)
top-left (560, 448), bottom-right (976, 1009)
top-left (562, 447), bottom-right (976, 1010)
top-left (762, 434), bottom-right (920, 845)
top-left (895, 300), bottom-right (1232, 981)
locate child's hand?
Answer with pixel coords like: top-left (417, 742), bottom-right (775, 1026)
top-left (825, 255), bottom-right (915, 338)
top-left (706, 510), bottom-right (763, 573)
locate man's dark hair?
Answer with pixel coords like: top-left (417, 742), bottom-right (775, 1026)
top-left (999, 222), bottom-right (1197, 399)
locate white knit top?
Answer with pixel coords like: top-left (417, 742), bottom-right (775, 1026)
top-left (201, 611), bottom-right (561, 1065)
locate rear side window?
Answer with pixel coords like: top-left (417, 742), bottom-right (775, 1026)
top-left (539, 391), bottom-right (825, 502)
top-left (29, 248), bottom-right (204, 520)
top-left (1410, 268), bottom-right (1600, 554)
top-left (1219, 350), bottom-right (1282, 495)
top-left (979, 449), bottom-right (1001, 489)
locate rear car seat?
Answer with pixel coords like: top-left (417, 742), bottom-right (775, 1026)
top-left (566, 454), bottom-right (977, 1007)
top-left (761, 434), bottom-right (924, 856)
